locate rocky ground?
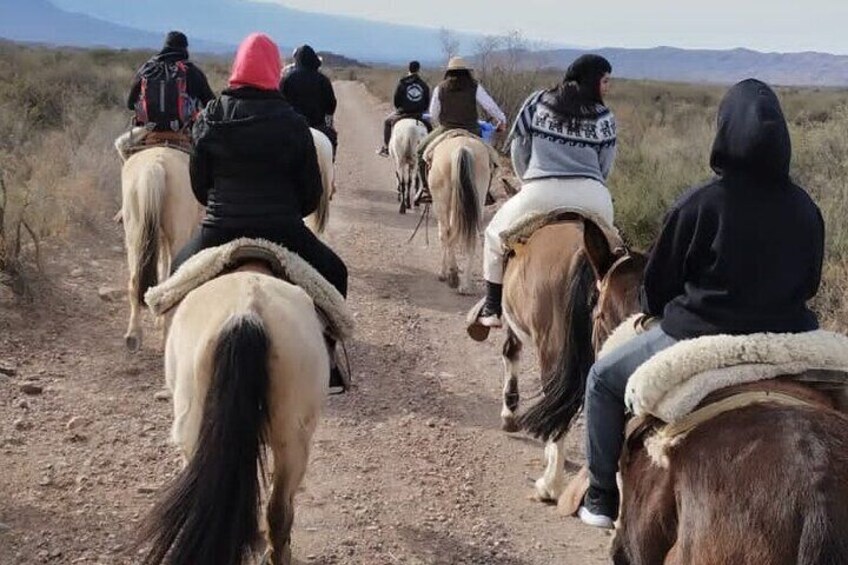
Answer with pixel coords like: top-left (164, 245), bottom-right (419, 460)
top-left (0, 81), bottom-right (611, 564)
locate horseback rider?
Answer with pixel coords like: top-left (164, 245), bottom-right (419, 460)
top-left (472, 55), bottom-right (617, 330)
top-left (416, 56), bottom-right (507, 203)
top-left (578, 79), bottom-right (825, 529)
top-left (126, 31), bottom-right (215, 134)
top-left (376, 61), bottom-right (432, 157)
top-left (170, 33), bottom-right (350, 393)
top-left (280, 44), bottom-right (338, 156)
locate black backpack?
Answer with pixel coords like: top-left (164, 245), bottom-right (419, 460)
top-left (134, 59), bottom-right (194, 130)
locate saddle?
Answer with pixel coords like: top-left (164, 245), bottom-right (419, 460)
top-left (144, 238), bottom-right (354, 341)
top-left (559, 317), bottom-right (848, 516)
top-left (422, 129), bottom-right (501, 170)
top-left (115, 126), bottom-right (191, 161)
top-left (500, 207), bottom-right (622, 256)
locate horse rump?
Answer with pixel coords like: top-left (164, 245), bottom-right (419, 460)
top-left (517, 254), bottom-right (596, 442)
top-left (137, 313), bottom-right (270, 565)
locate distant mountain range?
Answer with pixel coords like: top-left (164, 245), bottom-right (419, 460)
top-left (520, 46), bottom-right (848, 87)
top-left (2, 0), bottom-right (848, 86)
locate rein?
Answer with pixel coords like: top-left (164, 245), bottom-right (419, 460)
top-left (407, 203), bottom-right (431, 245)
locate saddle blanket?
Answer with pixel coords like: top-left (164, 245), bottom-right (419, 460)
top-left (422, 129), bottom-right (501, 169)
top-left (499, 206), bottom-right (622, 252)
top-left (144, 238), bottom-right (354, 340)
top-left (606, 316), bottom-right (848, 422)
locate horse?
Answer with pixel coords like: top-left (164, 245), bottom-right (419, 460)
top-left (498, 217), bottom-right (638, 501)
top-left (428, 136), bottom-right (492, 294)
top-left (306, 127), bottom-right (336, 235)
top-left (389, 118), bottom-right (428, 214)
top-left (517, 219), bottom-right (848, 564)
top-left (138, 262), bottom-right (329, 565)
top-left (118, 145), bottom-right (202, 351)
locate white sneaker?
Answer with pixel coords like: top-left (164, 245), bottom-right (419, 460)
top-left (478, 313), bottom-right (503, 328)
top-left (578, 506), bottom-right (615, 530)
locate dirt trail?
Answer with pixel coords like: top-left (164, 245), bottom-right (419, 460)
top-left (0, 81), bottom-right (610, 564)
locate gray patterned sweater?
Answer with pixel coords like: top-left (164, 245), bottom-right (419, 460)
top-left (509, 89), bottom-right (616, 184)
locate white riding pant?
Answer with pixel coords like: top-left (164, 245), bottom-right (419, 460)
top-left (483, 177), bottom-right (614, 284)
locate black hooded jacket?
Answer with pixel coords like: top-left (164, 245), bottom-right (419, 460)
top-left (394, 73), bottom-right (430, 115)
top-left (279, 46), bottom-right (337, 129)
top-left (189, 88), bottom-right (323, 229)
top-left (126, 47), bottom-right (215, 114)
top-left (641, 79), bottom-right (824, 339)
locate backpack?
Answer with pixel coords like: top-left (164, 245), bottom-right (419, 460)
top-left (134, 60), bottom-right (195, 131)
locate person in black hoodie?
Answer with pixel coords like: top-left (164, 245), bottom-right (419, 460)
top-left (577, 79), bottom-right (825, 529)
top-left (126, 31), bottom-right (215, 131)
top-left (376, 61), bottom-right (432, 157)
top-left (171, 33), bottom-right (349, 393)
top-left (280, 45), bottom-right (338, 153)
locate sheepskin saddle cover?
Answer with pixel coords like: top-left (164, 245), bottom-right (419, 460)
top-left (144, 237), bottom-right (354, 340)
top-left (620, 325), bottom-right (848, 423)
top-left (422, 129), bottom-right (500, 169)
top-left (500, 207), bottom-right (622, 253)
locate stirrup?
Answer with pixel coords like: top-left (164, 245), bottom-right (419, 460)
top-left (466, 298), bottom-right (492, 342)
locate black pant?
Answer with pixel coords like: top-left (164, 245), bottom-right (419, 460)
top-left (171, 222), bottom-right (348, 297)
top-left (383, 112), bottom-right (432, 146)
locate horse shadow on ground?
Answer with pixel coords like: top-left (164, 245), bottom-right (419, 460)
top-left (395, 525), bottom-right (535, 565)
top-left (332, 201), bottom-right (424, 231)
top-left (327, 337), bottom-right (500, 430)
top-left (352, 265), bottom-right (481, 316)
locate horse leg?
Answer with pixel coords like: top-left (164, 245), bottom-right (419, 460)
top-left (500, 329), bottom-right (523, 432)
top-left (266, 432), bottom-right (311, 565)
top-left (124, 237), bottom-right (143, 351)
top-left (535, 438), bottom-right (566, 502)
top-left (446, 243), bottom-right (460, 289)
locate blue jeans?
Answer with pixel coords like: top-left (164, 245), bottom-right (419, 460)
top-left (584, 325), bottom-right (678, 492)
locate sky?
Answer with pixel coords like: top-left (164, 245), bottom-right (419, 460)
top-left (262, 0), bottom-right (848, 54)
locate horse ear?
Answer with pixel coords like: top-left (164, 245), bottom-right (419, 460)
top-left (583, 220), bottom-right (615, 280)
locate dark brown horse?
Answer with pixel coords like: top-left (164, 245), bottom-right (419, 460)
top-left (518, 219), bottom-right (848, 565)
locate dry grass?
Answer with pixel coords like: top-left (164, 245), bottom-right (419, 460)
top-left (352, 66), bottom-right (848, 330)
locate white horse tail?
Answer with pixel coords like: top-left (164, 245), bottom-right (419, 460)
top-left (138, 311), bottom-right (270, 565)
top-left (449, 146), bottom-right (480, 252)
top-left (131, 159), bottom-right (166, 306)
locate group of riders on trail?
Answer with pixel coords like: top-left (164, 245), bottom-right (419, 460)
top-left (124, 29), bottom-right (827, 534)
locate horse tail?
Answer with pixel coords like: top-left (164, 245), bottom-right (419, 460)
top-left (517, 253), bottom-right (596, 442)
top-left (133, 158), bottom-right (165, 305)
top-left (308, 130), bottom-right (333, 234)
top-left (138, 312), bottom-right (270, 565)
top-left (449, 146), bottom-right (480, 251)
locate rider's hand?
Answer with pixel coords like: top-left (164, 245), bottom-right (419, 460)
top-left (495, 121), bottom-right (506, 133)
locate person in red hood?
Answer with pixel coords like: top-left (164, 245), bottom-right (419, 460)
top-left (171, 33), bottom-right (350, 392)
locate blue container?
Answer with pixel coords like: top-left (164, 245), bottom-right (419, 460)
top-left (479, 121), bottom-right (496, 144)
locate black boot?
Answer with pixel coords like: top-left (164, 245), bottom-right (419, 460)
top-left (414, 157), bottom-right (432, 205)
top-left (479, 281), bottom-right (503, 327)
top-left (325, 337), bottom-right (350, 395)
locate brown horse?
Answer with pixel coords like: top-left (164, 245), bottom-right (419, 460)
top-left (517, 220), bottom-right (848, 564)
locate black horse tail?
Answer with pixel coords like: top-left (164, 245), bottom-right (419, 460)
top-left (517, 254), bottom-right (596, 442)
top-left (138, 313), bottom-right (270, 565)
top-left (451, 146), bottom-right (480, 252)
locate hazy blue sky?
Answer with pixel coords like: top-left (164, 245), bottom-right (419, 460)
top-left (263, 0), bottom-right (848, 54)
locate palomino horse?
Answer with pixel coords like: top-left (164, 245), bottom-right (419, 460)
top-left (389, 118), bottom-right (428, 214)
top-left (518, 220), bottom-right (848, 564)
top-left (138, 264), bottom-right (328, 565)
top-left (500, 218), bottom-right (638, 501)
top-left (119, 146), bottom-right (201, 350)
top-left (307, 128), bottom-right (336, 235)
top-left (428, 136), bottom-right (492, 294)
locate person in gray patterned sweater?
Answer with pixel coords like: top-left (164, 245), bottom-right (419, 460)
top-left (472, 54), bottom-right (617, 329)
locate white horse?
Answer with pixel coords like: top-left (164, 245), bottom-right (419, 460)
top-left (428, 136), bottom-right (493, 294)
top-left (139, 263), bottom-right (329, 565)
top-left (118, 146), bottom-right (202, 350)
top-left (306, 128), bottom-right (336, 234)
top-left (389, 118), bottom-right (427, 214)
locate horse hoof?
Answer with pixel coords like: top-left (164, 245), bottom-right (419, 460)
top-left (447, 271), bottom-right (460, 289)
top-left (534, 477), bottom-right (563, 503)
top-left (399, 203), bottom-right (407, 214)
top-left (501, 417), bottom-right (520, 433)
top-left (458, 286), bottom-right (474, 296)
top-left (125, 335), bottom-right (140, 351)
